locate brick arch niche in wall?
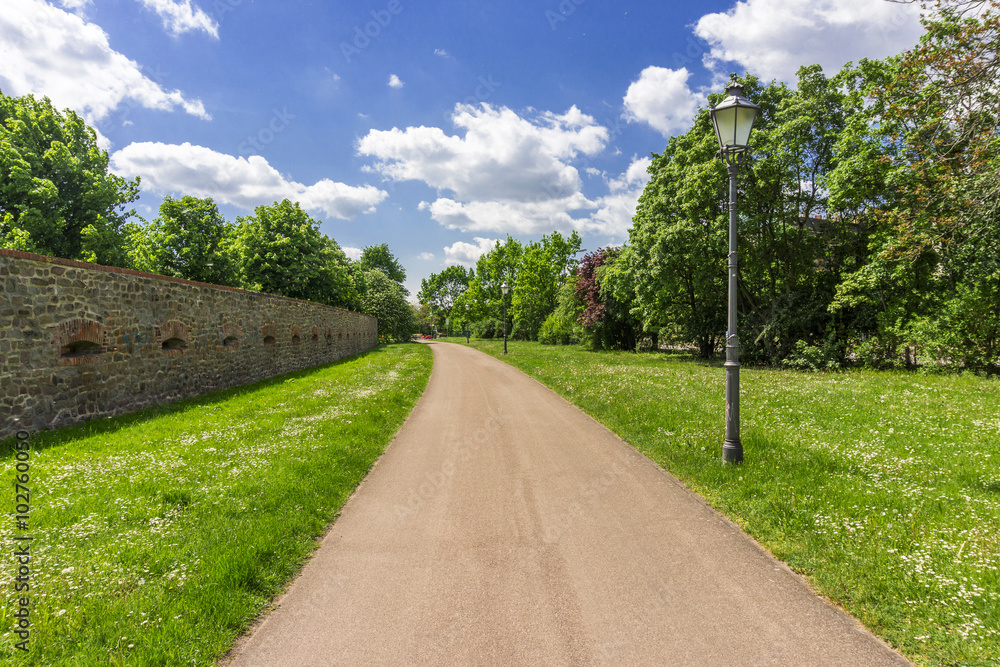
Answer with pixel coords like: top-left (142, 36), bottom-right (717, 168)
top-left (325, 327), bottom-right (333, 346)
top-left (290, 325), bottom-right (301, 346)
top-left (262, 324), bottom-right (277, 347)
top-left (158, 320), bottom-right (190, 355)
top-left (221, 323), bottom-right (241, 350)
top-left (54, 319), bottom-right (106, 365)
top-left (311, 325), bottom-right (320, 344)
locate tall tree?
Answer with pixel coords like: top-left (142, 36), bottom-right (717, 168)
top-left (418, 264), bottom-right (472, 322)
top-left (233, 199), bottom-right (357, 307)
top-left (827, 2), bottom-right (1000, 369)
top-left (510, 231), bottom-right (581, 340)
top-left (627, 71), bottom-right (864, 362)
top-left (625, 93), bottom-right (730, 358)
top-left (358, 243), bottom-right (407, 286)
top-left (465, 235), bottom-right (524, 326)
top-left (361, 269), bottom-right (417, 342)
top-left (133, 196), bottom-right (238, 286)
top-left (0, 90), bottom-right (139, 265)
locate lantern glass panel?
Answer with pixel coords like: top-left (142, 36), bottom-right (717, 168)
top-left (714, 105), bottom-right (739, 148)
top-left (733, 106), bottom-right (757, 147)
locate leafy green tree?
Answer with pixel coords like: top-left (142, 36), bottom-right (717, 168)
top-left (735, 68), bottom-right (849, 363)
top-left (538, 280), bottom-right (584, 345)
top-left (626, 70), bottom-right (875, 362)
top-left (133, 196), bottom-right (239, 286)
top-left (233, 199), bottom-right (356, 307)
top-left (412, 301), bottom-right (435, 335)
top-left (625, 95), bottom-right (729, 358)
top-left (868, 1), bottom-right (1000, 370)
top-left (510, 231), bottom-right (582, 340)
top-left (358, 243), bottom-right (407, 286)
top-left (0, 90), bottom-right (139, 264)
top-left (827, 42), bottom-right (1000, 370)
top-left (418, 264), bottom-right (472, 325)
top-left (458, 232), bottom-right (581, 340)
top-left (465, 236), bottom-right (524, 327)
top-left (509, 245), bottom-right (556, 340)
top-left (361, 269), bottom-right (417, 342)
top-left (602, 248), bottom-right (658, 350)
top-left (823, 56), bottom-right (937, 367)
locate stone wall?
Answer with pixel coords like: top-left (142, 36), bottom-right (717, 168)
top-left (0, 249), bottom-right (378, 440)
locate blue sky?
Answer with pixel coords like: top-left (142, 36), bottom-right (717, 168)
top-left (1, 0), bottom-right (924, 296)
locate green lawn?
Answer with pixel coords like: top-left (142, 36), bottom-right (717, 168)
top-left (463, 339), bottom-right (999, 667)
top-left (0, 343), bottom-right (432, 666)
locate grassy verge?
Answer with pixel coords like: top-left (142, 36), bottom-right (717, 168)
top-left (0, 343), bottom-right (432, 666)
top-left (463, 339), bottom-right (999, 666)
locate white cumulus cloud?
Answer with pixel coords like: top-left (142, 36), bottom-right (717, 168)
top-left (623, 66), bottom-right (701, 137)
top-left (359, 103), bottom-right (609, 235)
top-left (342, 246), bottom-right (363, 261)
top-left (444, 237), bottom-right (499, 266)
top-left (359, 103), bottom-right (608, 203)
top-left (57, 0), bottom-right (90, 13)
top-left (694, 0), bottom-right (924, 84)
top-left (137, 0), bottom-right (218, 38)
top-left (388, 74), bottom-right (404, 89)
top-left (111, 142), bottom-right (388, 220)
top-left (0, 0), bottom-right (210, 125)
top-left (419, 195), bottom-right (594, 235)
top-left (583, 155), bottom-right (652, 239)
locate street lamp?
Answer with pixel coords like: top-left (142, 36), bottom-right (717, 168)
top-left (501, 282), bottom-right (509, 355)
top-left (709, 76), bottom-right (760, 465)
top-left (465, 303), bottom-right (470, 343)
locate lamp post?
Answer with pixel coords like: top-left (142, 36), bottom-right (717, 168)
top-left (465, 303), bottom-right (470, 343)
top-left (709, 77), bottom-right (760, 465)
top-left (501, 282), bottom-right (509, 355)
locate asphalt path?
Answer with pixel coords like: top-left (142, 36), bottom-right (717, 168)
top-left (224, 341), bottom-right (911, 666)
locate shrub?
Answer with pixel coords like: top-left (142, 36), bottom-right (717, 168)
top-left (782, 338), bottom-right (842, 371)
top-left (538, 310), bottom-right (583, 345)
top-left (471, 317), bottom-right (504, 340)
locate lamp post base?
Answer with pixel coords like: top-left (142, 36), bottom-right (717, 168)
top-left (722, 439), bottom-right (743, 464)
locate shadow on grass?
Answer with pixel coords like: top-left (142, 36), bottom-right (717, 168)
top-left (0, 344), bottom-right (394, 456)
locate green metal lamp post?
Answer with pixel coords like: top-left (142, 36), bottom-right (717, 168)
top-left (709, 77), bottom-right (760, 465)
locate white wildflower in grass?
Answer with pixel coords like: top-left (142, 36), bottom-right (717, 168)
top-left (463, 340), bottom-right (1000, 665)
top-left (0, 344), bottom-right (432, 665)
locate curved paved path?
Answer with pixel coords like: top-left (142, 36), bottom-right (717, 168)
top-left (224, 341), bottom-right (910, 666)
